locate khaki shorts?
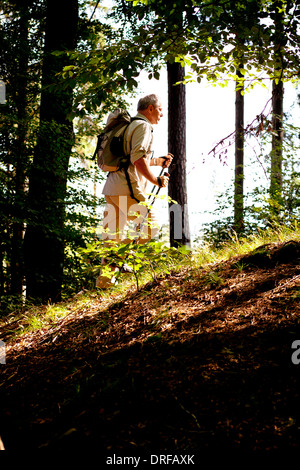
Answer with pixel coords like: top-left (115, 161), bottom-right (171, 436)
top-left (102, 195), bottom-right (159, 244)
top-left (96, 195), bottom-right (159, 288)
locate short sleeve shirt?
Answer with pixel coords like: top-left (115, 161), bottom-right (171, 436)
top-left (102, 113), bottom-right (153, 201)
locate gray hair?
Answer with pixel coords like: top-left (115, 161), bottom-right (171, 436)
top-left (137, 94), bottom-right (161, 111)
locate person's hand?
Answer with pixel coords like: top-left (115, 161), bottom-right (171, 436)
top-left (161, 153), bottom-right (173, 168)
top-left (157, 172), bottom-right (170, 188)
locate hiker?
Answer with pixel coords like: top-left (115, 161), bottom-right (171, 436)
top-left (96, 94), bottom-right (173, 287)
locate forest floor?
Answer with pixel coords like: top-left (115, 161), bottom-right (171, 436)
top-left (1, 238), bottom-right (300, 461)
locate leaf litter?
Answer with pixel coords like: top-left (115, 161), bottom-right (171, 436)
top-left (0, 240), bottom-right (300, 454)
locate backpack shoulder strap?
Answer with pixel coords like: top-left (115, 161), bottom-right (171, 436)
top-left (92, 133), bottom-right (104, 160)
top-left (120, 117), bottom-right (148, 204)
top-left (130, 117), bottom-right (147, 123)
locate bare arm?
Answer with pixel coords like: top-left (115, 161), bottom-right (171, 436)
top-left (150, 154), bottom-right (173, 168)
top-left (134, 157), bottom-right (169, 187)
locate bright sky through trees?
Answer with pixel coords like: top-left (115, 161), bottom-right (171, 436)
top-left (98, 67), bottom-right (299, 241)
top-left (94, 0), bottom-right (300, 242)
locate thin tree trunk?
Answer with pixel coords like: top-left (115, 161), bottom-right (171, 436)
top-left (270, 79), bottom-right (284, 199)
top-left (10, 6), bottom-right (29, 296)
top-left (234, 68), bottom-right (244, 234)
top-left (269, 0), bottom-right (284, 209)
top-left (167, 61), bottom-right (191, 248)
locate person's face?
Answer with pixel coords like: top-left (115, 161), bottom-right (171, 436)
top-left (148, 102), bottom-right (163, 124)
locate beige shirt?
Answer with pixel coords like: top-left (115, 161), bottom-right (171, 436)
top-left (102, 113), bottom-right (153, 201)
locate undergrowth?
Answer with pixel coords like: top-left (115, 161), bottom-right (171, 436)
top-left (1, 223), bottom-right (299, 341)
top-left (193, 222), bottom-right (300, 267)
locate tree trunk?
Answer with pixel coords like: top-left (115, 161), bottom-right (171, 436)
top-left (269, 0), bottom-right (284, 209)
top-left (24, 0), bottom-right (78, 302)
top-left (10, 6), bottom-right (29, 296)
top-left (234, 68), bottom-right (244, 234)
top-left (270, 79), bottom-right (284, 199)
top-left (167, 61), bottom-right (191, 248)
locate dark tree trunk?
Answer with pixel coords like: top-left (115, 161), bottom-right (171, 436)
top-left (234, 68), bottom-right (244, 234)
top-left (24, 0), bottom-right (78, 302)
top-left (167, 61), bottom-right (191, 248)
top-left (10, 6), bottom-right (29, 296)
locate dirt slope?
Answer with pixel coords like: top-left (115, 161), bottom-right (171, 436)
top-left (1, 240), bottom-right (300, 457)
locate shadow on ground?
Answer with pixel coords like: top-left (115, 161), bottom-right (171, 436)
top-left (1, 240), bottom-right (300, 456)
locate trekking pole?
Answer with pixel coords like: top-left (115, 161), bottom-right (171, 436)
top-left (147, 166), bottom-right (165, 207)
top-left (133, 163), bottom-right (170, 244)
top-left (146, 155), bottom-right (171, 207)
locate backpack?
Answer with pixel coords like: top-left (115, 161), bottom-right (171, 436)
top-left (93, 109), bottom-right (144, 202)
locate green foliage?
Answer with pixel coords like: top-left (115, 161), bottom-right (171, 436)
top-left (202, 118), bottom-right (300, 248)
top-left (123, 0), bottom-right (300, 89)
top-left (0, 0), bottom-right (43, 299)
top-left (0, 0), bottom-right (132, 302)
top-left (76, 239), bottom-right (191, 293)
